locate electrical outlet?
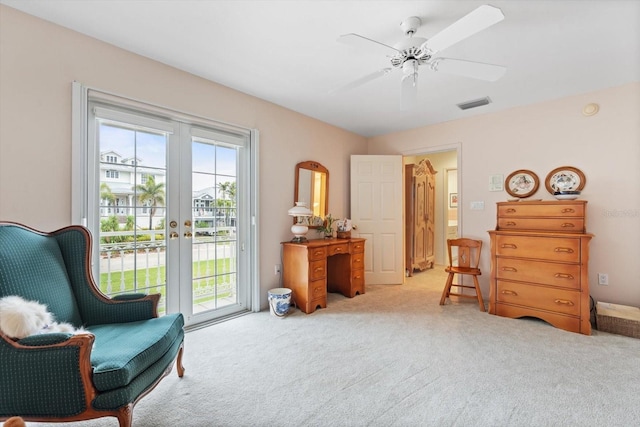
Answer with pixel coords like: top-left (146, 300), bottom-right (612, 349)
top-left (598, 273), bottom-right (608, 286)
top-left (274, 264), bottom-right (281, 275)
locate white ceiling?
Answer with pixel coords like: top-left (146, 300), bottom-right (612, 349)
top-left (2, 0), bottom-right (639, 137)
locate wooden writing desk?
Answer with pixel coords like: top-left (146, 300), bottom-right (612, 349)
top-left (281, 237), bottom-right (365, 313)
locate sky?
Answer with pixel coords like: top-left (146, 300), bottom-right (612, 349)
top-left (99, 123), bottom-right (237, 193)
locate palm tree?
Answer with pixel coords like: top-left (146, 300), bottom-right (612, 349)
top-left (134, 176), bottom-right (165, 230)
top-left (100, 182), bottom-right (116, 207)
top-left (217, 181), bottom-right (236, 226)
top-left (217, 181), bottom-right (236, 201)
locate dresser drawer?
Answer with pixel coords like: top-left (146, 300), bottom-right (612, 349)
top-left (496, 280), bottom-right (580, 316)
top-left (308, 246), bottom-right (327, 261)
top-left (496, 258), bottom-right (581, 289)
top-left (497, 218), bottom-right (584, 233)
top-left (498, 202), bottom-right (584, 218)
top-left (309, 260), bottom-right (326, 280)
top-left (495, 235), bottom-right (580, 262)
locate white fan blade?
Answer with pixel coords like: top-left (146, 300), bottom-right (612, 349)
top-left (330, 68), bottom-right (392, 94)
top-left (424, 5), bottom-right (504, 53)
top-left (431, 58), bottom-right (506, 81)
top-left (401, 72), bottom-right (418, 111)
top-left (338, 33), bottom-right (399, 56)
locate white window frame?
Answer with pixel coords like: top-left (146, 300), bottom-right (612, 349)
top-left (71, 82), bottom-right (260, 315)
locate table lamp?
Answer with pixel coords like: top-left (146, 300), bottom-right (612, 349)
top-left (288, 202), bottom-right (313, 242)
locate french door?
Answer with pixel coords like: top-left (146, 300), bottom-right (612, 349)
top-left (77, 90), bottom-right (257, 327)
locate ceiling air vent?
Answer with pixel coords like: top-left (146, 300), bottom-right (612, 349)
top-left (457, 96), bottom-right (492, 110)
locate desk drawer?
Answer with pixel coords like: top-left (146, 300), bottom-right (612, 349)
top-left (496, 280), bottom-right (580, 316)
top-left (328, 243), bottom-right (349, 256)
top-left (352, 253), bottom-right (365, 269)
top-left (308, 247), bottom-right (327, 261)
top-left (496, 258), bottom-right (581, 289)
top-left (495, 235), bottom-right (580, 262)
top-left (351, 240), bottom-right (365, 253)
top-left (309, 279), bottom-right (326, 299)
top-left (309, 260), bottom-right (326, 280)
top-left (497, 218), bottom-right (584, 233)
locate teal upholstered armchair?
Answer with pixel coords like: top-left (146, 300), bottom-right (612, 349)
top-left (0, 222), bottom-right (185, 427)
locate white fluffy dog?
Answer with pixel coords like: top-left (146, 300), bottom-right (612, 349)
top-left (0, 295), bottom-right (84, 339)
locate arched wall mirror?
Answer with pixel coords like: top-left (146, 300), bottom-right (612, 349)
top-left (294, 161), bottom-right (329, 228)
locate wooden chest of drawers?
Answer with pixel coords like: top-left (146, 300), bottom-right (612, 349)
top-left (282, 238), bottom-right (366, 314)
top-left (488, 201), bottom-right (593, 335)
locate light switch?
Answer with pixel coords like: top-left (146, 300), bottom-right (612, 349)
top-left (470, 201), bottom-right (485, 210)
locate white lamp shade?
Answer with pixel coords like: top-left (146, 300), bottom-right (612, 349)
top-left (288, 201), bottom-right (313, 217)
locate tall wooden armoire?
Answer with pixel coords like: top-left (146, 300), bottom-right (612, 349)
top-left (405, 159), bottom-right (436, 276)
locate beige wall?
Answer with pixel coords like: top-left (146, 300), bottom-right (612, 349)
top-left (0, 6), bottom-right (367, 308)
top-left (369, 82), bottom-right (640, 307)
top-left (2, 5), bottom-right (639, 309)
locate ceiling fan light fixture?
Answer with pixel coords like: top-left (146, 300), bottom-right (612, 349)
top-left (457, 96), bottom-right (492, 110)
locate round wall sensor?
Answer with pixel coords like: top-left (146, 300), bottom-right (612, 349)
top-left (582, 103), bottom-right (599, 116)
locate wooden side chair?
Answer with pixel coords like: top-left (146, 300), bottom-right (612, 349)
top-left (440, 238), bottom-right (486, 311)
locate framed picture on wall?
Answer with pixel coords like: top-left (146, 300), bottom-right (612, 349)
top-left (449, 193), bottom-right (458, 208)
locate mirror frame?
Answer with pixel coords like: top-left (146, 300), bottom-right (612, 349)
top-left (294, 160), bottom-right (329, 229)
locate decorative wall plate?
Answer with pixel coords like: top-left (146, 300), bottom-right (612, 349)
top-left (545, 166), bottom-right (586, 194)
top-left (505, 169), bottom-right (539, 198)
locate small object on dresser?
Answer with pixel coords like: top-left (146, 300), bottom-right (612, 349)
top-left (596, 302), bottom-right (640, 338)
top-left (553, 190), bottom-right (581, 200)
top-left (336, 218), bottom-right (354, 239)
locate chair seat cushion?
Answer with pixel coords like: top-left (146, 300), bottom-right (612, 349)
top-left (87, 313), bottom-right (184, 392)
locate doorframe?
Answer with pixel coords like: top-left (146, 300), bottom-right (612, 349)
top-left (401, 143), bottom-right (461, 266)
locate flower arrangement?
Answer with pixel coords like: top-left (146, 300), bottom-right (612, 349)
top-left (317, 214), bottom-right (335, 238)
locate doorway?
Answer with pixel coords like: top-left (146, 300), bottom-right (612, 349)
top-left (74, 86), bottom-right (257, 328)
top-left (402, 145), bottom-right (460, 273)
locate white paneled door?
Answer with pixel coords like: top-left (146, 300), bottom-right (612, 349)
top-left (350, 155), bottom-right (404, 285)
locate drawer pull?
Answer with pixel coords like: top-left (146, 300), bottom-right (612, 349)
top-left (355, 258), bottom-right (362, 263)
top-left (561, 208), bottom-right (575, 213)
top-left (334, 247), bottom-right (343, 252)
top-left (501, 290), bottom-right (518, 296)
top-left (505, 221), bottom-right (517, 226)
top-left (501, 267), bottom-right (518, 272)
top-left (501, 243), bottom-right (518, 249)
top-left (313, 250), bottom-right (324, 256)
top-left (506, 208), bottom-right (517, 213)
top-left (314, 267), bottom-right (324, 272)
top-left (354, 274), bottom-right (361, 279)
top-left (554, 299), bottom-right (574, 306)
top-left (554, 247), bottom-right (574, 253)
top-left (354, 244), bottom-right (362, 250)
top-left (554, 273), bottom-right (574, 279)
top-left (561, 223), bottom-right (575, 228)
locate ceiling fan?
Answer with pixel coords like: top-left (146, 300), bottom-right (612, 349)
top-left (335, 4), bottom-right (506, 109)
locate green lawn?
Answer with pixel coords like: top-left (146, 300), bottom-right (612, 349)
top-left (99, 258), bottom-right (236, 301)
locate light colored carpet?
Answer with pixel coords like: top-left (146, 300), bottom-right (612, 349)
top-left (31, 267), bottom-right (640, 426)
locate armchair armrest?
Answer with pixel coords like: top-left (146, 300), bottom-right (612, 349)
top-left (82, 293), bottom-right (162, 326)
top-left (112, 293), bottom-right (149, 301)
top-left (0, 332), bottom-right (97, 418)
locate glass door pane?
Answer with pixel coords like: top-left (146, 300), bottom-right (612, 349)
top-left (97, 122), bottom-right (168, 313)
top-left (190, 139), bottom-right (238, 315)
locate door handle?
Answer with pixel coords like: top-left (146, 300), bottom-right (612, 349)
top-left (169, 231), bottom-right (179, 240)
top-left (184, 231), bottom-right (193, 239)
